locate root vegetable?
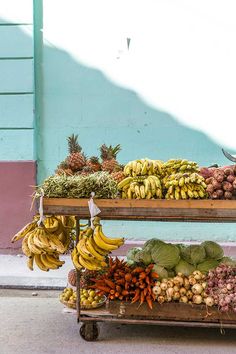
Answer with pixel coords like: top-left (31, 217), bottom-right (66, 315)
top-left (173, 292), bottom-right (180, 300)
top-left (179, 287), bottom-right (187, 296)
top-left (180, 296), bottom-right (188, 303)
top-left (222, 181), bottom-right (233, 192)
top-left (224, 191), bottom-right (233, 199)
top-left (224, 168), bottom-right (234, 176)
top-left (193, 294), bottom-right (203, 304)
top-left (160, 282), bottom-right (168, 291)
top-left (186, 290), bottom-right (193, 299)
top-left (206, 184), bottom-right (214, 194)
top-left (212, 179), bottom-right (222, 189)
top-left (227, 175), bottom-right (235, 183)
top-left (157, 295), bottom-right (165, 304)
top-left (205, 296), bottom-right (214, 306)
top-left (152, 285), bottom-right (162, 296)
top-left (215, 189), bottom-right (224, 198)
top-left (192, 284), bottom-right (203, 295)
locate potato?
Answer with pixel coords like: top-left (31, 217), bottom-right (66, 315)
top-left (224, 191), bottom-right (233, 199)
top-left (222, 181), bottom-right (233, 192)
top-left (213, 170), bottom-right (225, 183)
top-left (224, 167), bottom-right (234, 176)
top-left (212, 179), bottom-right (222, 190)
top-left (215, 189), bottom-right (224, 198)
top-left (227, 175), bottom-right (235, 183)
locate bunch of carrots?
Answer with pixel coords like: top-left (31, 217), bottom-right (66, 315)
top-left (90, 257), bottom-right (159, 309)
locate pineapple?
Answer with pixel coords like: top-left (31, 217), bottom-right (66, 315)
top-left (86, 156), bottom-right (101, 172)
top-left (111, 164), bottom-right (125, 183)
top-left (100, 144), bottom-right (121, 173)
top-left (55, 160), bottom-right (73, 176)
top-left (80, 165), bottom-right (93, 176)
top-left (66, 134), bottom-right (86, 172)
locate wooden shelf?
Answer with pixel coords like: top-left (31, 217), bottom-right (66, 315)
top-left (43, 198), bottom-right (236, 222)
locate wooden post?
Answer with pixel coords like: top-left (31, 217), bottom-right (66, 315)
top-left (75, 216), bottom-right (81, 322)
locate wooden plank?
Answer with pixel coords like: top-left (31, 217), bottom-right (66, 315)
top-left (0, 94), bottom-right (34, 128)
top-left (0, 59), bottom-right (33, 93)
top-left (0, 25), bottom-right (33, 58)
top-left (0, 1), bottom-right (33, 24)
top-left (43, 198), bottom-right (236, 222)
top-left (0, 129), bottom-right (34, 160)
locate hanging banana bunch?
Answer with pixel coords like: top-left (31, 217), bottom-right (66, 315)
top-left (71, 217), bottom-right (124, 271)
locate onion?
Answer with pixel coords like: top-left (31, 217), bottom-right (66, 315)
top-left (180, 296), bottom-right (188, 303)
top-left (173, 292), bottom-right (180, 301)
top-left (186, 290), bottom-right (193, 300)
top-left (152, 285), bottom-right (162, 296)
top-left (193, 295), bottom-right (203, 304)
top-left (173, 285), bottom-right (180, 292)
top-left (192, 284), bottom-right (203, 295)
top-left (166, 287), bottom-right (174, 298)
top-left (179, 287), bottom-right (187, 296)
top-left (167, 280), bottom-right (174, 288)
top-left (160, 282), bottom-right (168, 291)
top-left (205, 296), bottom-right (214, 307)
top-left (157, 295), bottom-right (165, 304)
top-left (193, 271), bottom-right (203, 280)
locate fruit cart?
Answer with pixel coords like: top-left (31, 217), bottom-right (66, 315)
top-left (43, 198), bottom-right (236, 341)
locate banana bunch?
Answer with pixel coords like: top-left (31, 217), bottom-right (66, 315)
top-left (72, 219), bottom-right (124, 271)
top-left (162, 159), bottom-right (199, 179)
top-left (124, 159), bottom-right (163, 177)
top-left (118, 175), bottom-right (162, 199)
top-left (164, 172), bottom-right (207, 200)
top-left (11, 215), bottom-right (75, 271)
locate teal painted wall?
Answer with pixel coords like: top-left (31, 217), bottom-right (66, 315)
top-left (0, 2), bottom-right (34, 161)
top-left (34, 2), bottom-right (236, 242)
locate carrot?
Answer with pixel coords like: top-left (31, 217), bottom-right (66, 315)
top-left (145, 276), bottom-right (150, 285)
top-left (116, 278), bottom-right (125, 285)
top-left (131, 288), bottom-right (140, 303)
top-left (146, 295), bottom-right (153, 309)
top-left (139, 290), bottom-right (145, 306)
top-left (139, 272), bottom-right (146, 280)
top-left (109, 294), bottom-right (115, 300)
top-left (104, 279), bottom-right (116, 289)
top-left (143, 288), bottom-right (148, 296)
top-left (132, 266), bottom-right (144, 274)
top-left (150, 272), bottom-right (159, 279)
top-left (125, 282), bottom-right (129, 290)
top-left (96, 285), bottom-right (111, 293)
top-left (116, 285), bottom-right (122, 292)
top-left (110, 289), bottom-right (115, 295)
top-left (132, 276), bottom-right (137, 283)
top-left (121, 290), bottom-right (129, 296)
top-left (115, 292), bottom-right (120, 298)
top-left (125, 273), bottom-right (132, 282)
top-left (118, 295), bottom-right (124, 301)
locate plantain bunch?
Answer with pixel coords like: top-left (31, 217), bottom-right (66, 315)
top-left (118, 175), bottom-right (162, 199)
top-left (164, 172), bottom-right (207, 200)
top-left (11, 215), bottom-right (76, 271)
top-left (162, 159), bottom-right (199, 181)
top-left (123, 159), bottom-right (163, 178)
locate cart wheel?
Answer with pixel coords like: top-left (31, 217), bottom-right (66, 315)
top-left (80, 322), bottom-right (99, 341)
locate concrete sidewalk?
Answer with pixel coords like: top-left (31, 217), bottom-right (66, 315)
top-left (0, 255), bottom-right (73, 288)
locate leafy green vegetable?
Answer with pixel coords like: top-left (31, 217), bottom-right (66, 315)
top-left (220, 256), bottom-right (236, 267)
top-left (151, 242), bottom-right (180, 269)
top-left (181, 245), bottom-right (206, 265)
top-left (175, 259), bottom-right (195, 276)
top-left (201, 241), bottom-right (224, 260)
top-left (197, 259), bottom-right (220, 273)
top-left (126, 247), bottom-right (142, 262)
top-left (134, 249), bottom-right (153, 265)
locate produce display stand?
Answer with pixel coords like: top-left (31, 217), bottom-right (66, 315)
top-left (43, 198), bottom-right (236, 341)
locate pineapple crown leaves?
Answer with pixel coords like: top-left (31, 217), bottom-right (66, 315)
top-left (100, 144), bottom-right (121, 160)
top-left (67, 134), bottom-right (82, 154)
top-left (88, 156), bottom-right (100, 163)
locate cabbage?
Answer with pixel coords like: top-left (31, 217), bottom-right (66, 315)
top-left (220, 256), bottom-right (236, 267)
top-left (167, 270), bottom-right (175, 278)
top-left (181, 245), bottom-right (206, 265)
top-left (143, 239), bottom-right (165, 253)
top-left (153, 264), bottom-right (168, 280)
top-left (175, 259), bottom-right (195, 276)
top-left (126, 259), bottom-right (136, 266)
top-left (151, 242), bottom-right (180, 269)
top-left (126, 247), bottom-right (142, 262)
top-left (197, 259), bottom-right (220, 273)
top-left (134, 249), bottom-right (152, 265)
top-left (201, 241), bottom-right (224, 260)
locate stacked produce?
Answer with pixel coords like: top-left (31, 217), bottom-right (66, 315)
top-left (126, 239), bottom-right (231, 278)
top-left (118, 159), bottom-right (163, 199)
top-left (35, 172), bottom-right (119, 199)
top-left (161, 159), bottom-right (207, 199)
top-left (68, 268), bottom-right (105, 289)
top-left (55, 134), bottom-right (124, 183)
top-left (71, 217), bottom-right (124, 271)
top-left (206, 264), bottom-right (236, 312)
top-left (203, 166), bottom-right (236, 200)
top-left (11, 215), bottom-right (75, 271)
top-left (59, 287), bottom-right (105, 308)
top-left (152, 271), bottom-right (214, 305)
top-left (90, 257), bottom-right (159, 309)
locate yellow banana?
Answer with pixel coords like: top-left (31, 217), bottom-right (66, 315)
top-left (134, 185), bottom-right (141, 199)
top-left (45, 253), bottom-right (65, 267)
top-left (33, 227), bottom-right (51, 250)
top-left (34, 254), bottom-right (49, 271)
top-left (44, 217), bottom-right (59, 232)
top-left (76, 238), bottom-right (95, 261)
top-left (131, 161), bottom-right (137, 175)
top-left (93, 226), bottom-right (118, 251)
top-left (71, 249), bottom-right (83, 270)
top-left (11, 221), bottom-right (37, 243)
top-left (78, 255), bottom-right (101, 271)
top-left (124, 164), bottom-right (131, 176)
top-left (27, 231), bottom-right (43, 255)
top-left (22, 235), bottom-right (32, 257)
top-left (90, 236), bottom-right (109, 256)
top-left (85, 238), bottom-right (105, 262)
top-left (187, 189), bottom-right (194, 198)
top-left (122, 190), bottom-right (127, 199)
top-left (127, 187), bottom-right (132, 199)
top-left (141, 160), bottom-right (148, 175)
top-left (98, 226), bottom-right (124, 246)
top-left (140, 185), bottom-right (146, 199)
top-left (136, 162), bottom-right (142, 175)
top-left (143, 178), bottom-right (151, 194)
top-left (147, 176), bottom-right (156, 195)
top-left (47, 233), bottom-right (66, 254)
top-left (146, 190), bottom-right (152, 199)
top-left (193, 191), bottom-right (199, 198)
top-left (117, 177), bottom-right (133, 189)
top-left (27, 255), bottom-right (34, 271)
top-left (180, 188), bottom-right (187, 199)
top-left (40, 254), bottom-right (59, 269)
top-left (156, 188), bottom-right (162, 199)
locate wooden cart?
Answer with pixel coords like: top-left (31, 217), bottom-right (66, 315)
top-left (44, 198), bottom-right (236, 341)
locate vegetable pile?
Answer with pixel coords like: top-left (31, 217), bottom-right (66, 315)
top-left (126, 239), bottom-right (231, 278)
top-left (206, 264), bottom-right (236, 312)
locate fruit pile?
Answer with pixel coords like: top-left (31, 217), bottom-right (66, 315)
top-left (11, 215), bottom-right (74, 271)
top-left (71, 217), bottom-right (124, 271)
top-left (118, 159), bottom-right (163, 199)
top-left (163, 172), bottom-right (207, 199)
top-left (55, 134), bottom-right (124, 183)
top-left (204, 166), bottom-right (236, 200)
top-left (60, 287), bottom-right (105, 309)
